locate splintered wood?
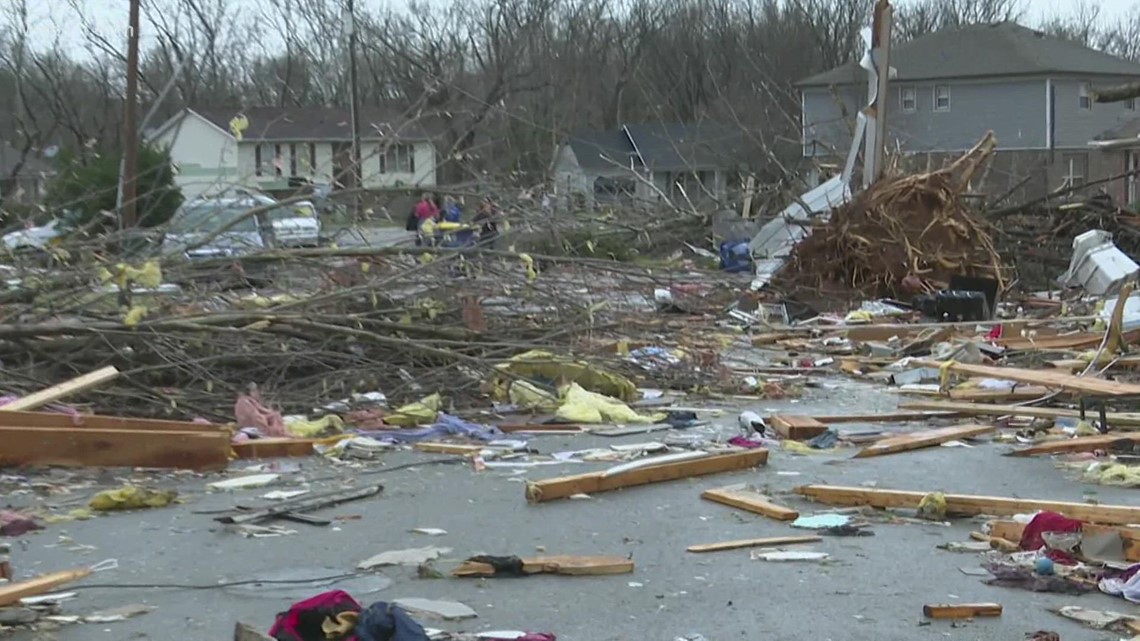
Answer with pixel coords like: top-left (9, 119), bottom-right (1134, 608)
top-left (701, 487), bottom-right (798, 521)
top-left (794, 485), bottom-right (1140, 526)
top-left (768, 415), bottom-right (828, 440)
top-left (854, 424), bottom-right (995, 458)
top-left (687, 535), bottom-right (822, 554)
top-left (899, 399), bottom-right (1140, 428)
top-left (0, 366), bottom-right (119, 412)
top-left (525, 450), bottom-right (768, 503)
top-left (917, 361), bottom-right (1140, 397)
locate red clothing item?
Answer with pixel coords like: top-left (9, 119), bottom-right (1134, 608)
top-left (414, 200), bottom-right (439, 221)
top-left (1019, 511), bottom-right (1083, 565)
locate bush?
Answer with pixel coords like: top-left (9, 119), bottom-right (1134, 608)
top-left (47, 145), bottom-right (183, 230)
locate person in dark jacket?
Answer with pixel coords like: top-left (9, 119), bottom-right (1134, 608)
top-left (473, 197), bottom-right (500, 249)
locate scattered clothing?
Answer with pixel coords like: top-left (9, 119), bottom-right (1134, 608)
top-left (0, 510), bottom-right (42, 536)
top-left (983, 562), bottom-right (1094, 595)
top-left (354, 601), bottom-right (431, 641)
top-left (662, 411), bottom-right (700, 429)
top-left (235, 387), bottom-right (287, 437)
top-left (807, 429), bottom-right (839, 449)
top-left (358, 413), bottom-right (502, 443)
top-left (269, 590), bottom-right (362, 641)
top-left (462, 555), bottom-right (527, 577)
top-left (1100, 564), bottom-right (1140, 603)
top-left (1019, 511), bottom-right (1082, 564)
top-left (727, 435), bottom-right (766, 449)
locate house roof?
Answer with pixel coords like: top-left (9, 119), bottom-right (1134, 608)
top-left (798, 22), bottom-right (1140, 87)
top-left (567, 122), bottom-right (748, 173)
top-left (0, 139), bottom-right (55, 178)
top-left (1090, 118), bottom-right (1140, 147)
top-left (174, 107), bottom-right (437, 142)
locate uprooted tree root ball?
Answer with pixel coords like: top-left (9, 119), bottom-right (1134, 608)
top-left (776, 132), bottom-right (1009, 299)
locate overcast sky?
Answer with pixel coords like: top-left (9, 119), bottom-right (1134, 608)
top-left (14, 0), bottom-right (1140, 55)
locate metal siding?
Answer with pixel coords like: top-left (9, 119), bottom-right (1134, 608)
top-left (1051, 77), bottom-right (1140, 148)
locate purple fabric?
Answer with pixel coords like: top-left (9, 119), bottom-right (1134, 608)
top-left (728, 436), bottom-right (766, 449)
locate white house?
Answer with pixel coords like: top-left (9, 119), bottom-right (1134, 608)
top-left (552, 122), bottom-right (749, 209)
top-left (148, 107), bottom-right (439, 199)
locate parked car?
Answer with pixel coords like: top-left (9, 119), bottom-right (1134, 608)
top-left (162, 198), bottom-right (271, 260)
top-left (2, 210), bottom-right (84, 252)
top-left (201, 191), bottom-right (321, 248)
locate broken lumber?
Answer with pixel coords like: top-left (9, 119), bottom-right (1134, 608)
top-left (452, 555), bottom-right (634, 577)
top-left (215, 484), bottom-right (383, 525)
top-left (0, 366), bottom-right (119, 412)
top-left (0, 410), bottom-right (227, 432)
top-left (525, 449), bottom-right (768, 503)
top-left (988, 520), bottom-right (1140, 562)
top-left (234, 622), bottom-right (274, 641)
top-left (923, 603), bottom-right (1002, 619)
top-left (793, 485), bottom-right (1140, 526)
top-left (898, 399), bottom-right (1140, 428)
top-left (414, 442), bottom-right (485, 455)
top-left (948, 386), bottom-right (1051, 402)
top-left (768, 415), bottom-right (828, 440)
top-left (1008, 433), bottom-right (1140, 457)
top-left (854, 424), bottom-right (995, 458)
top-left (701, 487), bottom-right (798, 521)
top-left (807, 411), bottom-right (959, 423)
top-left (0, 568), bottom-right (92, 607)
top-left (1048, 356), bottom-right (1140, 373)
top-left (0, 427), bottom-right (231, 471)
top-left (914, 360), bottom-right (1140, 396)
top-left (687, 535), bottom-right (822, 553)
top-left (496, 423), bottom-right (586, 433)
top-left (969, 531), bottom-right (1019, 553)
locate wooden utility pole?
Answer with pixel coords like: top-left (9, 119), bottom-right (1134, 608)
top-left (347, 0), bottom-right (362, 197)
top-left (869, 0), bottom-right (892, 186)
top-left (121, 0), bottom-right (141, 229)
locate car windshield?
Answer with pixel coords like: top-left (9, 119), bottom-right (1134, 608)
top-left (267, 202), bottom-right (315, 222)
top-left (168, 202), bottom-right (259, 234)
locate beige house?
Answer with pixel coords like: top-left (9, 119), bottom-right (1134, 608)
top-left (148, 107), bottom-right (438, 199)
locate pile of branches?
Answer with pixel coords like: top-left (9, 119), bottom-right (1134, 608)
top-left (0, 237), bottom-right (735, 421)
top-left (988, 194), bottom-right (1140, 291)
top-left (777, 133), bottom-right (1008, 299)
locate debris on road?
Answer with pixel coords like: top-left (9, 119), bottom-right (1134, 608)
top-left (923, 603), bottom-right (1003, 619)
top-left (452, 555), bottom-right (634, 577)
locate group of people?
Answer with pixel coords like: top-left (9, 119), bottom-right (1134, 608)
top-left (409, 193), bottom-right (500, 249)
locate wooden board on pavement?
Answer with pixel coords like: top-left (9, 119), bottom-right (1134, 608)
top-left (898, 399), bottom-right (1140, 428)
top-left (701, 487), bottom-right (798, 521)
top-left (687, 535), bottom-right (822, 553)
top-left (854, 424), bottom-right (996, 458)
top-left (913, 361), bottom-right (1140, 397)
top-left (1008, 433), bottom-right (1140, 457)
top-left (768, 415), bottom-right (828, 440)
top-left (0, 426), bottom-right (231, 471)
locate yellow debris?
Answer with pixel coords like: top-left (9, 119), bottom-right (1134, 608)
top-left (89, 486), bottom-right (178, 511)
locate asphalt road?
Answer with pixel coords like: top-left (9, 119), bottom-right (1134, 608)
top-left (3, 376), bottom-right (1131, 641)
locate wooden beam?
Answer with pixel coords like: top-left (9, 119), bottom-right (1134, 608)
top-left (453, 555), bottom-right (634, 577)
top-left (0, 568), bottom-right (92, 607)
top-left (687, 535), bottom-right (822, 553)
top-left (899, 399), bottom-right (1140, 428)
top-left (808, 411), bottom-right (960, 424)
top-left (1048, 356), bottom-right (1140, 373)
top-left (0, 366), bottom-right (119, 411)
top-left (496, 423), bottom-right (586, 433)
top-left (948, 386), bottom-right (1050, 402)
top-left (794, 485), bottom-right (1140, 525)
top-left (988, 520), bottom-right (1140, 562)
top-left (914, 360), bottom-right (1140, 396)
top-left (854, 424), bottom-right (996, 458)
top-left (414, 442), bottom-right (485, 455)
top-left (701, 487), bottom-right (798, 521)
top-left (232, 438), bottom-right (317, 459)
top-left (525, 449), bottom-right (768, 503)
top-left (768, 415), bottom-right (828, 440)
top-left (0, 427), bottom-right (231, 471)
top-left (0, 410), bottom-right (227, 432)
top-left (1008, 433), bottom-right (1140, 457)
top-left (923, 603), bottom-right (1002, 619)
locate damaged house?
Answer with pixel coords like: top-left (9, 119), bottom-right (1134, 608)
top-left (799, 22), bottom-right (1140, 204)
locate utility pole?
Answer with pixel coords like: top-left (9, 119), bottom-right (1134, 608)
top-left (121, 0), bottom-right (142, 229)
top-left (346, 0), bottom-right (362, 204)
top-left (863, 0), bottom-right (892, 188)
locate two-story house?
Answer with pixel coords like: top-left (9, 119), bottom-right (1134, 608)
top-left (148, 107), bottom-right (438, 200)
top-left (799, 22), bottom-right (1140, 202)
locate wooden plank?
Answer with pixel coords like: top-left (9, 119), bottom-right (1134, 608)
top-left (988, 520), bottom-right (1140, 562)
top-left (1048, 356), bottom-right (1140, 372)
top-left (687, 535), bottom-right (822, 553)
top-left (854, 424), bottom-right (996, 458)
top-left (414, 442), bottom-right (485, 455)
top-left (497, 423), bottom-right (586, 433)
top-left (998, 329), bottom-right (1140, 351)
top-left (769, 415), bottom-right (828, 440)
top-left (914, 360), bottom-right (1140, 397)
top-left (1008, 433), bottom-right (1140, 457)
top-left (453, 555), bottom-right (634, 577)
top-left (899, 399), bottom-right (1140, 428)
top-left (0, 427), bottom-right (231, 471)
top-left (701, 487), bottom-right (798, 521)
top-left (923, 603), bottom-right (1002, 619)
top-left (0, 410), bottom-right (227, 432)
top-left (0, 568), bottom-right (92, 607)
top-left (1, 367), bottom-right (119, 412)
top-left (232, 438), bottom-right (317, 459)
top-left (948, 386), bottom-right (1050, 402)
top-left (793, 484), bottom-right (1140, 526)
top-left (808, 411), bottom-right (960, 424)
top-left (525, 449), bottom-right (768, 503)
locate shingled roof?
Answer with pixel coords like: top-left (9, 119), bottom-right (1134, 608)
top-left (798, 22), bottom-right (1140, 87)
top-left (183, 107), bottom-right (436, 141)
top-left (567, 122), bottom-right (748, 173)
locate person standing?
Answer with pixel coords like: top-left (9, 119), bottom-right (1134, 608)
top-left (414, 192), bottom-right (439, 246)
top-left (474, 197), bottom-right (500, 249)
top-left (442, 196), bottom-right (462, 223)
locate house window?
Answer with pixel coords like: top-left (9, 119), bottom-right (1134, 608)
top-left (273, 144), bottom-right (283, 177)
top-left (379, 144), bottom-right (415, 174)
top-left (900, 86), bottom-right (917, 113)
top-left (255, 143), bottom-right (276, 177)
top-left (309, 143), bottom-right (317, 175)
top-left (1079, 82), bottom-right (1092, 110)
top-left (289, 144), bottom-right (297, 176)
top-left (1061, 152), bottom-right (1088, 188)
top-left (933, 85), bottom-right (951, 112)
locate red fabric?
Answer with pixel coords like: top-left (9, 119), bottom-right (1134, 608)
top-left (1019, 511), bottom-right (1083, 565)
top-left (235, 390), bottom-right (286, 437)
top-left (414, 201), bottom-right (438, 221)
top-left (986, 325), bottom-right (1003, 340)
top-left (269, 590), bottom-right (362, 641)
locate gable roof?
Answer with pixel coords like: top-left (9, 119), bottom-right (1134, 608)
top-left (157, 107), bottom-right (437, 142)
top-left (799, 22), bottom-right (1140, 87)
top-left (567, 122), bottom-right (747, 173)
